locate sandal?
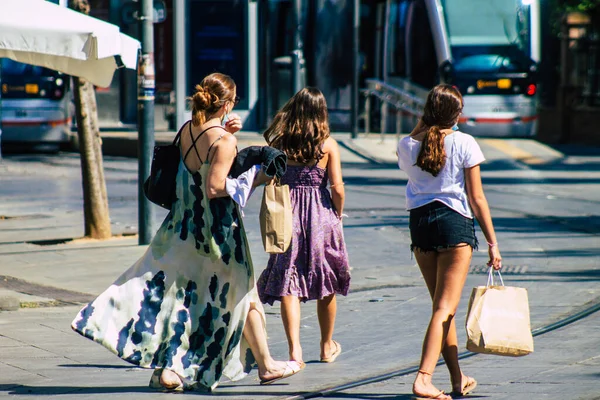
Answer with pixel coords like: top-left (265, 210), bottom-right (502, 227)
top-left (413, 391), bottom-right (452, 400)
top-left (320, 340), bottom-right (342, 363)
top-left (451, 375), bottom-right (477, 397)
top-left (413, 370), bottom-right (453, 400)
top-left (149, 368), bottom-right (199, 392)
top-left (260, 361), bottom-right (303, 385)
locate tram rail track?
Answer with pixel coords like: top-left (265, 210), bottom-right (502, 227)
top-left (280, 297), bottom-right (600, 400)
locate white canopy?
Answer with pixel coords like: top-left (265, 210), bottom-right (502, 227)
top-left (0, 0), bottom-right (140, 88)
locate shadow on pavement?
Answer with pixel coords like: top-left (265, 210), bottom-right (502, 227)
top-left (0, 383), bottom-right (301, 397)
top-left (491, 216), bottom-right (600, 235)
top-left (342, 161), bottom-right (400, 170)
top-left (530, 161), bottom-right (600, 172)
top-left (507, 269), bottom-right (600, 282)
top-left (345, 176), bottom-right (407, 186)
top-left (320, 394), bottom-right (416, 399)
top-left (58, 363), bottom-right (135, 369)
top-left (549, 144), bottom-right (600, 157)
top-left (500, 248), bottom-right (600, 259)
top-left (482, 176), bottom-right (600, 185)
top-left (0, 384), bottom-right (152, 395)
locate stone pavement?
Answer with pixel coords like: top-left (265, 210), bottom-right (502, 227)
top-left (0, 134), bottom-right (599, 399)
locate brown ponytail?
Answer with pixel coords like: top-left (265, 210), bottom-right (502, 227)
top-left (188, 73), bottom-right (236, 126)
top-left (415, 84), bottom-right (463, 176)
top-left (416, 125), bottom-right (447, 176)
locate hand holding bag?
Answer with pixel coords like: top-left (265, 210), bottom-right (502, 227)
top-left (143, 125), bottom-right (184, 210)
top-left (259, 178), bottom-right (292, 254)
top-left (465, 268), bottom-right (534, 357)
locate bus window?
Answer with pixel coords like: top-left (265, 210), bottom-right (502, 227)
top-left (440, 0), bottom-right (535, 74)
top-left (1, 59), bottom-right (69, 100)
top-left (409, 1), bottom-right (437, 88)
top-left (0, 59), bottom-right (73, 147)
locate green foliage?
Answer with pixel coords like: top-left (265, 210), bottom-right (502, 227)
top-left (558, 0), bottom-right (600, 13)
top-left (549, 0), bottom-right (600, 36)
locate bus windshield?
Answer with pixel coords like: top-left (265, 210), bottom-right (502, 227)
top-left (1, 59), bottom-right (58, 77)
top-left (1, 59), bottom-right (67, 100)
top-left (440, 0), bottom-right (533, 73)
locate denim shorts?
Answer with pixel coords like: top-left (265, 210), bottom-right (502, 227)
top-left (409, 201), bottom-right (478, 253)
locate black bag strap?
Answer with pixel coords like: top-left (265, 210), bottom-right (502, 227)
top-left (172, 121), bottom-right (187, 146)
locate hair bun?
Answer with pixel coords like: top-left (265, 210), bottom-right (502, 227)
top-left (192, 85), bottom-right (218, 111)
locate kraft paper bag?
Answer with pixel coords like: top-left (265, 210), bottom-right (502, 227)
top-left (259, 179), bottom-right (292, 254)
top-left (466, 270), bottom-right (534, 357)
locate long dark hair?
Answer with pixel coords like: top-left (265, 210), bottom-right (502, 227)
top-left (263, 87), bottom-right (330, 164)
top-left (189, 73), bottom-right (236, 126)
top-left (416, 84), bottom-right (463, 176)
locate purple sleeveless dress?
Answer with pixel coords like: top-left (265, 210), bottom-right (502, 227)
top-left (257, 164), bottom-right (351, 305)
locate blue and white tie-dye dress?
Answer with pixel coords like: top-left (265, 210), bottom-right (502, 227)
top-left (72, 159), bottom-right (264, 391)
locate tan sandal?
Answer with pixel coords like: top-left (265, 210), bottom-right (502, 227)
top-left (149, 368), bottom-right (200, 392)
top-left (451, 375), bottom-right (477, 397)
top-left (413, 370), bottom-right (452, 400)
top-left (259, 361), bottom-right (303, 385)
top-left (320, 340), bottom-right (342, 363)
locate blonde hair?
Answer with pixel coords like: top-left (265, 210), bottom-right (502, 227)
top-left (189, 73), bottom-right (235, 126)
top-left (263, 87), bottom-right (330, 164)
top-left (416, 84), bottom-right (464, 176)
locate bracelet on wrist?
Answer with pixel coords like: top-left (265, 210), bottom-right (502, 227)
top-left (487, 242), bottom-right (498, 247)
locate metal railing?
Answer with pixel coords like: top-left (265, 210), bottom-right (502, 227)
top-left (359, 78), bottom-right (426, 141)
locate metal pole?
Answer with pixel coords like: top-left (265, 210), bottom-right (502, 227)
top-left (0, 66), bottom-right (3, 161)
top-left (364, 94), bottom-right (371, 137)
top-left (351, 0), bottom-right (359, 139)
top-left (558, 15), bottom-right (570, 144)
top-left (138, 0), bottom-right (156, 244)
top-left (174, 0), bottom-right (186, 129)
top-left (290, 0), bottom-right (303, 94)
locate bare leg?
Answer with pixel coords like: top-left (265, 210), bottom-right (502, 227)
top-left (417, 250), bottom-right (469, 390)
top-left (281, 295), bottom-right (303, 363)
top-left (412, 246), bottom-right (472, 399)
top-left (317, 294), bottom-right (337, 359)
top-left (243, 303), bottom-right (293, 382)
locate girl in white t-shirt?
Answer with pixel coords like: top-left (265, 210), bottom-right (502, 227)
top-left (397, 84), bottom-right (502, 400)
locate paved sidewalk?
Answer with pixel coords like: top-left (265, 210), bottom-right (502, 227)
top-left (1, 136), bottom-right (599, 399)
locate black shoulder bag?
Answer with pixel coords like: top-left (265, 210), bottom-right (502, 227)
top-left (143, 123), bottom-right (186, 210)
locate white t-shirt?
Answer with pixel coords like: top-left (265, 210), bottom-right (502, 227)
top-left (397, 131), bottom-right (485, 218)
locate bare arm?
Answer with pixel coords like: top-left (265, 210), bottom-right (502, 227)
top-left (410, 118), bottom-right (427, 136)
top-left (206, 134), bottom-right (237, 199)
top-left (326, 138), bottom-right (345, 218)
top-left (465, 165), bottom-right (502, 269)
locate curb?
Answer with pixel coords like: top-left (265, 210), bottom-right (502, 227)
top-left (338, 139), bottom-right (397, 165)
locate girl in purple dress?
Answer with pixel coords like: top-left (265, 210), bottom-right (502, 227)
top-left (257, 87), bottom-right (351, 366)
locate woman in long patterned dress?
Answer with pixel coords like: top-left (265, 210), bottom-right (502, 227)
top-left (71, 73), bottom-right (302, 392)
top-left (257, 87), bottom-right (351, 366)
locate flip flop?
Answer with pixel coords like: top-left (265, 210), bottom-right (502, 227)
top-left (259, 361), bottom-right (303, 385)
top-left (320, 340), bottom-right (342, 363)
top-left (451, 376), bottom-right (477, 397)
top-left (294, 360), bottom-right (306, 370)
top-left (412, 390), bottom-right (452, 400)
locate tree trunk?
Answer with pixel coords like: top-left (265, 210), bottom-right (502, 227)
top-left (69, 0), bottom-right (111, 239)
top-left (72, 77), bottom-right (112, 239)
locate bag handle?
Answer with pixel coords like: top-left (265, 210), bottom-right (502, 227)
top-left (266, 176), bottom-right (281, 187)
top-left (486, 267), bottom-right (505, 287)
top-left (172, 120), bottom-right (190, 146)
